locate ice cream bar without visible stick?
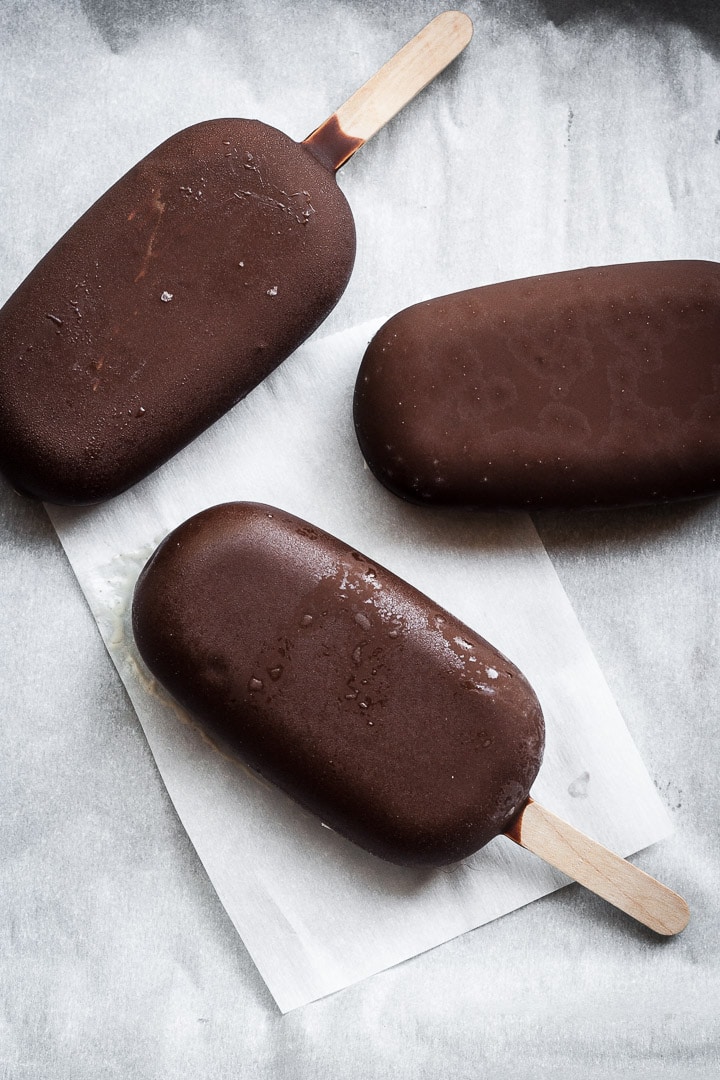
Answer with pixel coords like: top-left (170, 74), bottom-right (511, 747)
top-left (353, 261), bottom-right (720, 511)
top-left (131, 502), bottom-right (690, 938)
top-left (0, 12), bottom-right (473, 505)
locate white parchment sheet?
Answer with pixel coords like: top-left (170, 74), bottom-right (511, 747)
top-left (49, 318), bottom-right (670, 1011)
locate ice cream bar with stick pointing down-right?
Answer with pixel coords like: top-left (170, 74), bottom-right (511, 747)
top-left (132, 502), bottom-right (690, 937)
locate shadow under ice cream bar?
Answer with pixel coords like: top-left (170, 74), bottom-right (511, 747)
top-left (0, 12), bottom-right (472, 505)
top-left (354, 261), bottom-right (720, 510)
top-left (132, 501), bottom-right (689, 937)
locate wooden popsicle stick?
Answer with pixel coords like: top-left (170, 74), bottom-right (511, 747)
top-left (504, 798), bottom-right (690, 936)
top-left (303, 11), bottom-right (473, 171)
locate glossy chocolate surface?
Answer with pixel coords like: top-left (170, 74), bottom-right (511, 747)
top-left (132, 502), bottom-right (544, 867)
top-left (0, 119), bottom-right (355, 504)
top-left (353, 261), bottom-right (720, 510)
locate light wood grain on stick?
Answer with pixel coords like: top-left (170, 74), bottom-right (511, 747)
top-left (506, 799), bottom-right (689, 936)
top-left (337, 11), bottom-right (473, 142)
top-left (304, 11), bottom-right (473, 170)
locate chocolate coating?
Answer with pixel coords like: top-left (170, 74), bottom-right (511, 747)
top-left (132, 502), bottom-right (544, 867)
top-left (0, 119), bottom-right (355, 504)
top-left (353, 261), bottom-right (720, 510)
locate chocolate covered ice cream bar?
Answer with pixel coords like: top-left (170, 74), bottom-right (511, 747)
top-left (353, 261), bottom-right (720, 510)
top-left (132, 501), bottom-right (689, 934)
top-left (0, 13), bottom-right (472, 504)
top-left (132, 501), bottom-right (544, 866)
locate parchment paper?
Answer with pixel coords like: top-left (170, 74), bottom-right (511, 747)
top-left (48, 316), bottom-right (670, 1010)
